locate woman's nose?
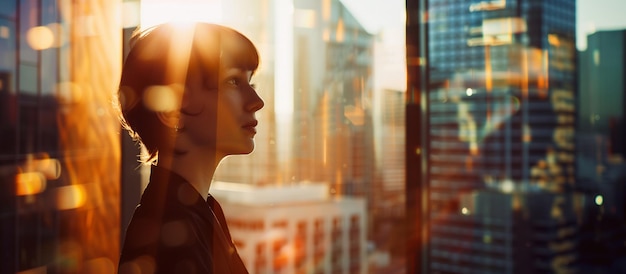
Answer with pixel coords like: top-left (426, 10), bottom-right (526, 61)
top-left (245, 87), bottom-right (264, 112)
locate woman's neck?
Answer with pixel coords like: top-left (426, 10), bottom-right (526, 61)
top-left (157, 150), bottom-right (223, 201)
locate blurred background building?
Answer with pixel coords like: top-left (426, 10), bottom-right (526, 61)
top-left (576, 29), bottom-right (626, 271)
top-left (211, 181), bottom-right (367, 274)
top-left (415, 0), bottom-right (582, 272)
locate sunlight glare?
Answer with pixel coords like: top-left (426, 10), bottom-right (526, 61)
top-left (56, 184), bottom-right (87, 210)
top-left (140, 0), bottom-right (223, 31)
top-left (15, 172), bottom-right (46, 196)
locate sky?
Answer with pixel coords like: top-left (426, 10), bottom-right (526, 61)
top-left (340, 0), bottom-right (626, 50)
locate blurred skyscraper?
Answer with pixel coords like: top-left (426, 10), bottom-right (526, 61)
top-left (577, 29), bottom-right (626, 182)
top-left (577, 29), bottom-right (626, 271)
top-left (412, 0), bottom-right (580, 272)
top-left (215, 0), bottom-right (375, 198)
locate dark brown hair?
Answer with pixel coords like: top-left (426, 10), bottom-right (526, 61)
top-left (117, 22), bottom-right (259, 164)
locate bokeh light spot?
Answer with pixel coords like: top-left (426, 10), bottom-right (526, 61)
top-left (143, 85), bottom-right (182, 112)
top-left (26, 26), bottom-right (54, 50)
top-left (15, 172), bottom-right (46, 196)
top-left (56, 184), bottom-right (87, 210)
top-left (595, 195), bottom-right (603, 206)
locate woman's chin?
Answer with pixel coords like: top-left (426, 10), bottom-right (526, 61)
top-left (221, 143), bottom-right (255, 156)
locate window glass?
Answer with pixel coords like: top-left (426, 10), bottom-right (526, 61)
top-left (407, 0), bottom-right (626, 273)
top-left (7, 0), bottom-right (625, 273)
top-left (19, 0), bottom-right (37, 63)
top-left (0, 0), bottom-right (16, 19)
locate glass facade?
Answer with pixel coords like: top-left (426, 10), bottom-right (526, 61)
top-left (1, 0), bottom-right (122, 273)
top-left (407, 0), bottom-right (626, 273)
top-left (426, 0), bottom-right (580, 272)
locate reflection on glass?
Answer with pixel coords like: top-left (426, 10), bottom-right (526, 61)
top-left (421, 0), bottom-right (626, 273)
top-left (1, 0), bottom-right (122, 273)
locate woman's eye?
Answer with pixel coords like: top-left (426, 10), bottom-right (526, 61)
top-left (227, 78), bottom-right (239, 86)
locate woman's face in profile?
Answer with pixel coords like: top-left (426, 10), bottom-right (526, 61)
top-left (181, 47), bottom-right (264, 158)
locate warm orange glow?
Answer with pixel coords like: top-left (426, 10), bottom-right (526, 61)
top-left (143, 85), bottom-right (183, 112)
top-left (484, 46), bottom-right (492, 92)
top-left (56, 184), bottom-right (87, 210)
top-left (521, 47), bottom-right (529, 97)
top-left (482, 17), bottom-right (526, 36)
top-left (322, 92), bottom-right (329, 166)
top-left (539, 50), bottom-right (550, 98)
top-left (469, 0), bottom-right (505, 11)
top-left (336, 18), bottom-right (345, 42)
top-left (55, 0), bottom-right (121, 270)
top-left (344, 105), bottom-right (365, 125)
top-left (469, 142), bottom-right (479, 156)
top-left (484, 45), bottom-right (492, 126)
top-left (27, 157), bottom-right (62, 179)
top-left (54, 82), bottom-right (84, 104)
top-left (322, 0), bottom-right (331, 21)
top-left (335, 169), bottom-right (343, 195)
top-left (15, 172), bottom-right (46, 196)
top-left (548, 34), bottom-right (560, 46)
top-left (26, 26), bottom-right (54, 50)
top-left (465, 156), bottom-right (474, 171)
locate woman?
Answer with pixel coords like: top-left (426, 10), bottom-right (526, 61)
top-left (117, 22), bottom-right (263, 273)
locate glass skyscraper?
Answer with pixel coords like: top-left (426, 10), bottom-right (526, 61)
top-left (577, 29), bottom-right (626, 271)
top-left (408, 0), bottom-right (579, 272)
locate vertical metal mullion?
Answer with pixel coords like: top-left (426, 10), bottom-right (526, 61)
top-left (406, 0), bottom-right (429, 273)
top-left (36, 0), bottom-right (42, 152)
top-left (13, 0), bottom-right (21, 272)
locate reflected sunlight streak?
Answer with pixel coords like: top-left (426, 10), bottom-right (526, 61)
top-left (55, 0), bottom-right (122, 271)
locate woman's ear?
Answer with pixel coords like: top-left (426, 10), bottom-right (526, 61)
top-left (156, 110), bottom-right (181, 130)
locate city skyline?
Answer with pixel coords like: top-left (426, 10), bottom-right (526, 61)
top-left (341, 0), bottom-right (626, 50)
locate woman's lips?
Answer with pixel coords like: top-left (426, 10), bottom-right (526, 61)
top-left (242, 120), bottom-right (258, 134)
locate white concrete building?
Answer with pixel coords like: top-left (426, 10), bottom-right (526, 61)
top-left (211, 181), bottom-right (367, 274)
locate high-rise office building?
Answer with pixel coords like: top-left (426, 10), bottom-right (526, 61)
top-left (420, 0), bottom-right (578, 272)
top-left (577, 29), bottom-right (626, 181)
top-left (577, 29), bottom-right (626, 270)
